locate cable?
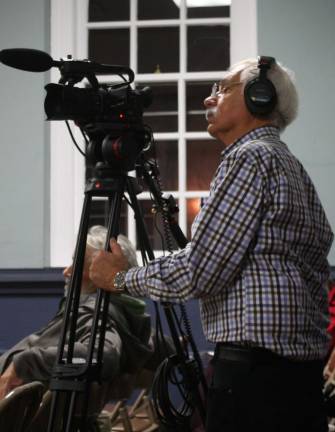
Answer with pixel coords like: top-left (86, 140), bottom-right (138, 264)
top-left (65, 120), bottom-right (86, 157)
top-left (80, 127), bottom-right (90, 147)
top-left (153, 211), bottom-right (166, 255)
top-left (151, 356), bottom-right (194, 431)
top-left (139, 151), bottom-right (207, 430)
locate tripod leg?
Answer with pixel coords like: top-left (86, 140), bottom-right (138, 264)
top-left (50, 177), bottom-right (128, 432)
top-left (65, 392), bottom-right (78, 432)
top-left (56, 194), bottom-right (92, 364)
top-left (91, 178), bottom-right (126, 368)
top-left (76, 182), bottom-right (126, 429)
top-left (47, 390), bottom-right (61, 432)
top-left (47, 194), bottom-right (93, 432)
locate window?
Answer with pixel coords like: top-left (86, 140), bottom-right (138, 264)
top-left (50, 0), bottom-right (257, 266)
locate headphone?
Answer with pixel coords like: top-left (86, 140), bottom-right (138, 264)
top-left (244, 56), bottom-right (277, 116)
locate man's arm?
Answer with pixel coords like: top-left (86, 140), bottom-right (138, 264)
top-left (91, 152), bottom-right (265, 302)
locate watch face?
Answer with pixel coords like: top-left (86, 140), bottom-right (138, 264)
top-left (114, 271), bottom-right (126, 289)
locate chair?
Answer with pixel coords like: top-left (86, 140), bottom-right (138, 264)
top-left (109, 389), bottom-right (159, 432)
top-left (13, 370), bottom-right (157, 431)
top-left (25, 377), bottom-right (138, 432)
top-left (0, 381), bottom-right (45, 431)
top-left (26, 383), bottom-right (109, 432)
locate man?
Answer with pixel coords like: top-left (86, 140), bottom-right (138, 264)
top-left (0, 226), bottom-right (154, 404)
top-left (89, 57), bottom-right (334, 431)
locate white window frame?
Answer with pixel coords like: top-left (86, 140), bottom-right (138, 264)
top-left (50, 0), bottom-right (257, 267)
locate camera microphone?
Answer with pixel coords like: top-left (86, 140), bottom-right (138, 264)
top-left (0, 48), bottom-right (55, 72)
top-left (0, 48), bottom-right (135, 82)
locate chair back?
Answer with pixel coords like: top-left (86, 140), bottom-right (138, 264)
top-left (0, 381), bottom-right (44, 432)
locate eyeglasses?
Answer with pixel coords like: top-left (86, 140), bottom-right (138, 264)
top-left (210, 81), bottom-right (243, 98)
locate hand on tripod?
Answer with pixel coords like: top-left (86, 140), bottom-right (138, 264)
top-left (89, 238), bottom-right (129, 292)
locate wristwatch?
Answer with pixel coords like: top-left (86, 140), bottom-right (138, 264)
top-left (113, 270), bottom-right (127, 292)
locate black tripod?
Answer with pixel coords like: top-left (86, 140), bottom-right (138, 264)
top-left (47, 155), bottom-right (207, 431)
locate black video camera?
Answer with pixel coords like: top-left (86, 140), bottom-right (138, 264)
top-left (0, 48), bottom-right (153, 171)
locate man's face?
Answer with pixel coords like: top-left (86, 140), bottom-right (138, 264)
top-left (204, 72), bottom-right (253, 145)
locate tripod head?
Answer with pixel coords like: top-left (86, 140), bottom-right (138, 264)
top-left (85, 125), bottom-right (152, 174)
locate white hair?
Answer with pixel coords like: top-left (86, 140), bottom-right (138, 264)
top-left (65, 226), bottom-right (138, 295)
top-left (87, 225), bottom-right (138, 268)
top-left (227, 58), bottom-right (299, 131)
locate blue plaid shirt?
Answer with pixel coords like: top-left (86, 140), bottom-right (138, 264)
top-left (126, 126), bottom-right (334, 360)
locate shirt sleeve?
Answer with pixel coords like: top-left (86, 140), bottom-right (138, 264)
top-left (125, 152), bottom-right (265, 302)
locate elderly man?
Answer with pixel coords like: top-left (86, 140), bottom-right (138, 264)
top-left (90, 57), bottom-right (334, 431)
top-left (0, 226), bottom-right (154, 403)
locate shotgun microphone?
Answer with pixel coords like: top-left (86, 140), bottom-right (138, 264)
top-left (0, 48), bottom-right (55, 72)
top-left (0, 48), bottom-right (135, 81)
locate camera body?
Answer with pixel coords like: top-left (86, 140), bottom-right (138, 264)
top-left (44, 62), bottom-right (152, 172)
top-left (44, 82), bottom-right (152, 126)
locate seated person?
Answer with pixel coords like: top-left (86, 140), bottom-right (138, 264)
top-left (0, 226), bottom-right (168, 403)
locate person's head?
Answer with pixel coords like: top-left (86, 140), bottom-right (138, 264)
top-left (63, 225), bottom-right (138, 293)
top-left (204, 56), bottom-right (298, 145)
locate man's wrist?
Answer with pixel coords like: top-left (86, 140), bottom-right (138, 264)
top-left (113, 270), bottom-right (127, 292)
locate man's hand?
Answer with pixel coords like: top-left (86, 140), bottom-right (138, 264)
top-left (89, 238), bottom-right (129, 292)
top-left (0, 362), bottom-right (23, 400)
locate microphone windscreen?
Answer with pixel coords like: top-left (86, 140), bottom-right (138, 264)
top-left (0, 48), bottom-right (53, 72)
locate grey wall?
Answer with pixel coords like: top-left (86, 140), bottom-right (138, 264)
top-left (257, 0), bottom-right (335, 264)
top-left (0, 0), bottom-right (50, 267)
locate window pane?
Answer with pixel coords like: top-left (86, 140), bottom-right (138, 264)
top-left (187, 25), bottom-right (229, 72)
top-left (88, 199), bottom-right (128, 235)
top-left (137, 200), bottom-right (179, 250)
top-left (89, 0), bottom-right (130, 22)
top-left (187, 3), bottom-right (230, 19)
top-left (138, 0), bottom-right (179, 19)
top-left (138, 82), bottom-right (178, 133)
top-left (141, 140), bottom-right (178, 191)
top-left (187, 198), bottom-right (201, 240)
top-left (187, 139), bottom-right (223, 190)
top-left (89, 29), bottom-right (130, 67)
top-left (186, 81), bottom-right (212, 132)
top-left (138, 28), bottom-right (179, 73)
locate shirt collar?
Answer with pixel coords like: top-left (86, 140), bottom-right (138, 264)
top-left (220, 126), bottom-right (280, 158)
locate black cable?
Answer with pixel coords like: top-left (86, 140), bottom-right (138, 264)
top-left (123, 194), bottom-right (133, 209)
top-left (151, 357), bottom-right (193, 430)
top-left (139, 149), bottom-right (207, 430)
top-left (153, 302), bottom-right (171, 364)
top-left (153, 211), bottom-right (166, 255)
top-left (65, 120), bottom-right (86, 157)
top-left (80, 127), bottom-right (90, 147)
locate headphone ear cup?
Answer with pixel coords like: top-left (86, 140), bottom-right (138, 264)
top-left (244, 78), bottom-right (277, 116)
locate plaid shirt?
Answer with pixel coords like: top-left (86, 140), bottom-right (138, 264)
top-left (126, 126), bottom-right (334, 360)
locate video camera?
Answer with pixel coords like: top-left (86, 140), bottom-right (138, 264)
top-left (0, 48), bottom-right (153, 171)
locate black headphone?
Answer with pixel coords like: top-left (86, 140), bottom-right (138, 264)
top-left (244, 56), bottom-right (277, 116)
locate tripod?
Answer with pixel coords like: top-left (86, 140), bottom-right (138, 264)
top-left (47, 156), bottom-right (207, 431)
